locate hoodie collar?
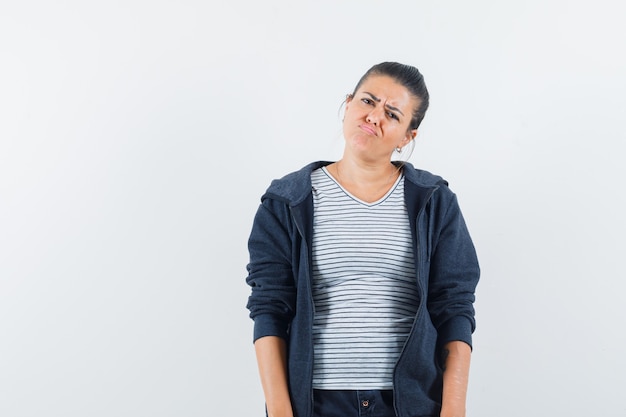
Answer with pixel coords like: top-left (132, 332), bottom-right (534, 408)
top-left (262, 160), bottom-right (446, 206)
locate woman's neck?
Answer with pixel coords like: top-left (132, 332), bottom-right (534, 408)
top-left (329, 158), bottom-right (400, 203)
top-left (335, 158), bottom-right (397, 184)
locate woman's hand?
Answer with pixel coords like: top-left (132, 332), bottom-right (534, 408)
top-left (440, 340), bottom-right (472, 417)
top-left (254, 336), bottom-right (294, 417)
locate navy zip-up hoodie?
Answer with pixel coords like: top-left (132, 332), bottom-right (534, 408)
top-left (246, 161), bottom-right (480, 417)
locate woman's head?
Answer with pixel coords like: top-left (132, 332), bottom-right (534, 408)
top-left (350, 62), bottom-right (429, 131)
top-left (341, 62), bottom-right (429, 163)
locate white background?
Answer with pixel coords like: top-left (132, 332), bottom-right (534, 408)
top-left (1, 1), bottom-right (625, 416)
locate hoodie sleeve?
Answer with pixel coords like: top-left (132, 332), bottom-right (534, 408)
top-left (245, 197), bottom-right (297, 343)
top-left (426, 188), bottom-right (480, 350)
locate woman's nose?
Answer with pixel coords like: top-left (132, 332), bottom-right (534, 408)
top-left (366, 107), bottom-right (382, 125)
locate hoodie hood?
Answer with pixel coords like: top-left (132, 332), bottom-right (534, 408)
top-left (262, 160), bottom-right (448, 206)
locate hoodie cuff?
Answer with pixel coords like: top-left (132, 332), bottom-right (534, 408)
top-left (437, 315), bottom-right (474, 350)
top-left (252, 314), bottom-right (290, 343)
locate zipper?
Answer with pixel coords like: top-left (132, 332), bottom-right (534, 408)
top-left (393, 186), bottom-right (437, 417)
top-left (288, 205), bottom-right (315, 417)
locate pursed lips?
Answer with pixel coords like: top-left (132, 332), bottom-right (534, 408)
top-left (359, 124), bottom-right (377, 136)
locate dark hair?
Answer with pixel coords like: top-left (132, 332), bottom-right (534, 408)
top-left (351, 62), bottom-right (430, 130)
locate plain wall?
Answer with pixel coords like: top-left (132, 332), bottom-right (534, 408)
top-left (1, 1), bottom-right (625, 416)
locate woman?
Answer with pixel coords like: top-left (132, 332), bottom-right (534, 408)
top-left (246, 62), bottom-right (480, 417)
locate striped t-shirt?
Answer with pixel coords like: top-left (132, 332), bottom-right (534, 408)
top-left (310, 166), bottom-right (419, 390)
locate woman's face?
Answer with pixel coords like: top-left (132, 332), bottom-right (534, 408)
top-left (343, 75), bottom-right (418, 163)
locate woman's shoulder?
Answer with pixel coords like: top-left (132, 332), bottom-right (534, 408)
top-left (400, 162), bottom-right (449, 188)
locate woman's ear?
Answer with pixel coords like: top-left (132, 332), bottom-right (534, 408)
top-left (344, 94), bottom-right (353, 113)
top-left (404, 129), bottom-right (418, 144)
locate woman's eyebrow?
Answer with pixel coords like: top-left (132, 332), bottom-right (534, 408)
top-left (363, 92), bottom-right (404, 116)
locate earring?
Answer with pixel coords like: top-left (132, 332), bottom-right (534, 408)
top-left (395, 146), bottom-right (402, 153)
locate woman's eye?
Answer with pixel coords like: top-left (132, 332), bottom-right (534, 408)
top-left (361, 98), bottom-right (372, 105)
top-left (387, 111), bottom-right (399, 120)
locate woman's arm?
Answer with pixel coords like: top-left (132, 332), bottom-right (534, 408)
top-left (440, 340), bottom-right (472, 417)
top-left (254, 336), bottom-right (294, 417)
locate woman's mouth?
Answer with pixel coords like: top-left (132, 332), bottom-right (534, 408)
top-left (359, 124), bottom-right (377, 136)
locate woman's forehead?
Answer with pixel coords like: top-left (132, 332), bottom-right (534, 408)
top-left (356, 75), bottom-right (418, 109)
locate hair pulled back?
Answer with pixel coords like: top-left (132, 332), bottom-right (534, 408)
top-left (351, 62), bottom-right (430, 130)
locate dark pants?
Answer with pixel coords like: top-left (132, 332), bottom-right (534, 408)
top-left (313, 389), bottom-right (396, 417)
